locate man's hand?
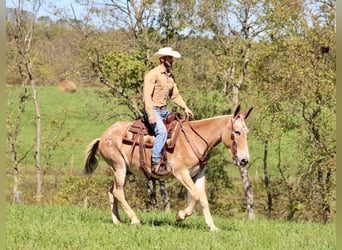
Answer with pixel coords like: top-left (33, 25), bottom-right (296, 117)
top-left (185, 107), bottom-right (194, 119)
top-left (149, 116), bottom-right (157, 124)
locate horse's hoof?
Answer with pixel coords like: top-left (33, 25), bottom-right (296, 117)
top-left (209, 226), bottom-right (220, 232)
top-left (176, 210), bottom-right (186, 221)
top-left (112, 217), bottom-right (121, 225)
top-left (131, 220), bottom-right (141, 225)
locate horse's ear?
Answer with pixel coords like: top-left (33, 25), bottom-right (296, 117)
top-left (243, 107), bottom-right (253, 120)
top-left (233, 104), bottom-right (241, 119)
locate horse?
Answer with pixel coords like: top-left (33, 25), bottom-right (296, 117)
top-left (84, 104), bottom-right (253, 231)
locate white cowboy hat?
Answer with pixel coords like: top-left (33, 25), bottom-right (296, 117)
top-left (153, 47), bottom-right (181, 58)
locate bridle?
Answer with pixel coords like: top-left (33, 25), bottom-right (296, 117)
top-left (230, 116), bottom-right (239, 163)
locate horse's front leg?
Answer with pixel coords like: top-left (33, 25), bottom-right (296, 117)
top-left (193, 172), bottom-right (219, 231)
top-left (173, 170), bottom-right (200, 222)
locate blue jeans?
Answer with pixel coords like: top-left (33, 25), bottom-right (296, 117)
top-left (150, 107), bottom-right (169, 163)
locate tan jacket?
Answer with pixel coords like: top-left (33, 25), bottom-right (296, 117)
top-left (143, 65), bottom-right (187, 119)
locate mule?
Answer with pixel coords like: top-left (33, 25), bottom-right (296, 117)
top-left (84, 105), bottom-right (253, 231)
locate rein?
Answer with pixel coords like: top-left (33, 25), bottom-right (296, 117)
top-left (178, 118), bottom-right (213, 167)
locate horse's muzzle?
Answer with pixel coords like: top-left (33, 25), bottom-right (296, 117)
top-left (235, 156), bottom-right (249, 166)
top-left (239, 158), bottom-right (249, 166)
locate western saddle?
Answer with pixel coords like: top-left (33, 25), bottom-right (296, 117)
top-left (122, 109), bottom-right (183, 178)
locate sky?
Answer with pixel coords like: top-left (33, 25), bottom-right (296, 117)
top-left (6, 0), bottom-right (86, 21)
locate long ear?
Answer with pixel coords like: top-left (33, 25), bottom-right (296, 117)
top-left (233, 104), bottom-right (241, 119)
top-left (242, 107), bottom-right (253, 120)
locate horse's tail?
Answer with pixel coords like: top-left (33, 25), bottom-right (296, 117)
top-left (84, 138), bottom-right (100, 174)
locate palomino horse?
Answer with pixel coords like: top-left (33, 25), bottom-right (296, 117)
top-left (84, 105), bottom-right (253, 231)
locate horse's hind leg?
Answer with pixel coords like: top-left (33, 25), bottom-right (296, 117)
top-left (111, 165), bottom-right (140, 225)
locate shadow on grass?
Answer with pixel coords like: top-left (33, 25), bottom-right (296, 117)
top-left (102, 213), bottom-right (237, 232)
top-left (57, 206), bottom-right (237, 232)
top-left (146, 219), bottom-right (236, 232)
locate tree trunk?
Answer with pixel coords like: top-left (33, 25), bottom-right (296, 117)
top-left (15, 0), bottom-right (43, 203)
top-left (239, 166), bottom-right (255, 219)
top-left (13, 168), bottom-right (21, 204)
top-left (30, 81), bottom-right (42, 202)
top-left (263, 140), bottom-right (272, 218)
top-left (232, 84), bottom-right (239, 106)
top-left (234, 43), bottom-right (254, 219)
top-left (158, 179), bottom-right (171, 212)
top-left (318, 165), bottom-right (332, 224)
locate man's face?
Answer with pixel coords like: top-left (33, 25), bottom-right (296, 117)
top-left (162, 56), bottom-right (174, 68)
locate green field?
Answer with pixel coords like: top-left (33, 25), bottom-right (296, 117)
top-left (6, 85), bottom-right (115, 171)
top-left (6, 204), bottom-right (335, 250)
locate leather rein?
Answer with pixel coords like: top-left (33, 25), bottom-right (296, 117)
top-left (178, 115), bottom-right (238, 167)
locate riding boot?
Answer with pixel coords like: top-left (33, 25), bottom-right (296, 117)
top-left (152, 161), bottom-right (170, 176)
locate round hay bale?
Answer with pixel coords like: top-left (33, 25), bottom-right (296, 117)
top-left (58, 80), bottom-right (77, 92)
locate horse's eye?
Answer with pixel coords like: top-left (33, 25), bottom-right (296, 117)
top-left (235, 131), bottom-right (241, 135)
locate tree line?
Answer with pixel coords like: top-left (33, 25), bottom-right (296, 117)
top-left (6, 0), bottom-right (335, 223)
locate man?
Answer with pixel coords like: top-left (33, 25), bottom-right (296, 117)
top-left (143, 47), bottom-right (194, 176)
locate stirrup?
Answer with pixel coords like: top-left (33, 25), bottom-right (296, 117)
top-left (152, 162), bottom-right (171, 176)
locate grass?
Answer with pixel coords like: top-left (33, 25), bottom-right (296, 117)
top-left (6, 85), bottom-right (115, 171)
top-left (7, 204), bottom-right (336, 250)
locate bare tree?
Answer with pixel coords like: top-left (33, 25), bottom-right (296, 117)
top-left (7, 0), bottom-right (44, 202)
top-left (6, 80), bottom-right (31, 203)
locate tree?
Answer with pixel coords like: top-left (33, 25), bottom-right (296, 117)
top-left (101, 50), bottom-right (146, 118)
top-left (196, 0), bottom-right (269, 219)
top-left (295, 1), bottom-right (336, 223)
top-left (248, 0), bottom-right (336, 222)
top-left (7, 0), bottom-right (44, 202)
